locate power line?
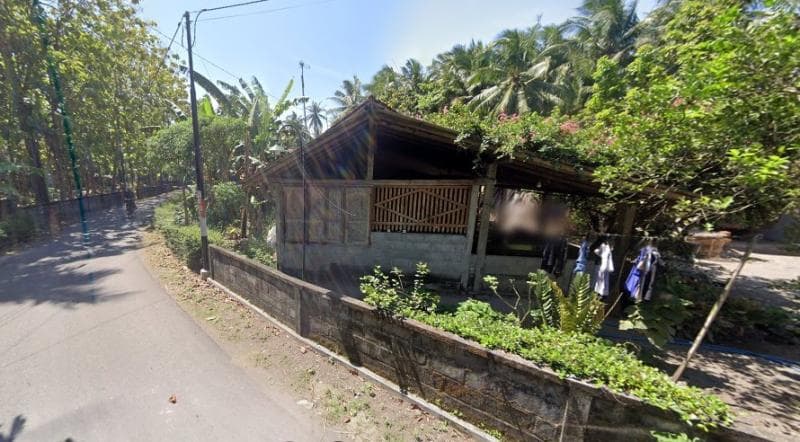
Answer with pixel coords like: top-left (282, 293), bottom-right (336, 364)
top-left (159, 20), bottom-right (183, 67)
top-left (152, 25), bottom-right (240, 80)
top-left (192, 0), bottom-right (272, 14)
top-left (152, 23), bottom-right (282, 100)
top-left (153, 20), bottom-right (183, 82)
top-left (197, 0), bottom-right (337, 22)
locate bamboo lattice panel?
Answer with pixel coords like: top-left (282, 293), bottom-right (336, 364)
top-left (371, 185), bottom-right (471, 234)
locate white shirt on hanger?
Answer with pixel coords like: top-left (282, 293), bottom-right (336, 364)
top-left (593, 242), bottom-right (614, 297)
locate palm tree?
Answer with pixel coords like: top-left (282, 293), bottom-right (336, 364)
top-left (399, 59), bottom-right (426, 94)
top-left (468, 28), bottom-right (559, 115)
top-left (429, 40), bottom-right (491, 108)
top-left (305, 101), bottom-right (327, 137)
top-left (541, 24), bottom-right (596, 114)
top-left (280, 112), bottom-right (311, 147)
top-left (565, 0), bottom-right (640, 63)
top-left (432, 41), bottom-right (487, 95)
top-left (329, 75), bottom-right (365, 117)
top-left (365, 66), bottom-right (398, 98)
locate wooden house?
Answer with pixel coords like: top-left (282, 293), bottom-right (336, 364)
top-left (261, 98), bottom-right (639, 292)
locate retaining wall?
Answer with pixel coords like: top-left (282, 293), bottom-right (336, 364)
top-left (208, 245), bottom-right (761, 442)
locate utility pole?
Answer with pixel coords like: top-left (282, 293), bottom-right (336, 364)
top-left (185, 11), bottom-right (210, 277)
top-left (299, 61), bottom-right (308, 279)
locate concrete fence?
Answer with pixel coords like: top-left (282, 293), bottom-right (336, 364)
top-left (0, 184), bottom-right (176, 238)
top-left (208, 245), bottom-right (761, 442)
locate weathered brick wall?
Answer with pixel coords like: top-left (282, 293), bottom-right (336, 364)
top-left (209, 245), bottom-right (758, 442)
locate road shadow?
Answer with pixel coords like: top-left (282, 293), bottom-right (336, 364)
top-left (0, 195), bottom-right (167, 308)
top-left (0, 415), bottom-right (25, 442)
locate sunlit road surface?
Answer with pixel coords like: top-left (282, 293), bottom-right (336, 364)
top-left (0, 196), bottom-right (325, 441)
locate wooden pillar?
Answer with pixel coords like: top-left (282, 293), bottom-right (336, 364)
top-left (366, 110), bottom-right (376, 180)
top-left (273, 184), bottom-right (285, 271)
top-left (611, 204), bottom-right (637, 297)
top-left (471, 163), bottom-right (497, 292)
top-left (460, 182), bottom-right (481, 290)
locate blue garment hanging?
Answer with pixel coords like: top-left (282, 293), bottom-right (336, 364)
top-left (573, 240), bottom-right (589, 274)
top-left (625, 246), bottom-right (660, 301)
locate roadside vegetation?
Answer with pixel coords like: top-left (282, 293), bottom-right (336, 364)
top-left (361, 264), bottom-right (732, 431)
top-left (623, 261), bottom-right (800, 348)
top-left (153, 191), bottom-right (275, 270)
top-left (0, 212), bottom-right (36, 249)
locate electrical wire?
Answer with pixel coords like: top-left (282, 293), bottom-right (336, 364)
top-left (149, 20), bottom-right (183, 86)
top-left (159, 21), bottom-right (183, 68)
top-left (191, 0), bottom-right (274, 47)
top-left (197, 0), bottom-right (337, 22)
top-left (192, 0), bottom-right (272, 14)
top-left (153, 25), bottom-right (282, 102)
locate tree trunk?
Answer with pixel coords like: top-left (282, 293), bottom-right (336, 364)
top-left (22, 127), bottom-right (49, 205)
top-left (45, 96), bottom-right (72, 200)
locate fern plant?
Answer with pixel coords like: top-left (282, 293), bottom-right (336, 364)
top-left (528, 270), bottom-right (604, 335)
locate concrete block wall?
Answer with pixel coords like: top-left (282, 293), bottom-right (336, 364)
top-left (281, 232), bottom-right (468, 280)
top-left (209, 245), bottom-right (751, 441)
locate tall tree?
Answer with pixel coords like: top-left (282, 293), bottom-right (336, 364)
top-left (329, 75), bottom-right (365, 117)
top-left (565, 0), bottom-right (640, 63)
top-left (429, 41), bottom-right (490, 107)
top-left (588, 0), bottom-right (800, 229)
top-left (468, 28), bottom-right (559, 115)
top-left (305, 101), bottom-right (327, 137)
top-left (0, 0), bottom-right (185, 204)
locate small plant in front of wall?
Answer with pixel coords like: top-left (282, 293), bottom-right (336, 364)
top-left (360, 263), bottom-right (439, 317)
top-left (484, 270), bottom-right (605, 335)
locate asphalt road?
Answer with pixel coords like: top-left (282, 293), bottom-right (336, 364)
top-left (0, 196), bottom-right (327, 442)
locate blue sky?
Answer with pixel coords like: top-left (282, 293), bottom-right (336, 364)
top-left (139, 0), bottom-right (657, 113)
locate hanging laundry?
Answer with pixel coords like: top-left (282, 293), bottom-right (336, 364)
top-left (625, 246), bottom-right (661, 301)
top-left (573, 240), bottom-right (589, 274)
top-left (593, 242), bottom-right (614, 297)
top-left (541, 237), bottom-right (568, 276)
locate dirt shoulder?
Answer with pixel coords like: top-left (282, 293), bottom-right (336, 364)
top-left (138, 228), bottom-right (472, 442)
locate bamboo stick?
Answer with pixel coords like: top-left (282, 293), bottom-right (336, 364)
top-left (671, 235), bottom-right (760, 381)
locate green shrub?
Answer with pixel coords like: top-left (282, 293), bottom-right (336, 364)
top-left (620, 289), bottom-right (694, 349)
top-left (208, 181), bottom-right (245, 228)
top-left (237, 237), bottom-right (276, 267)
top-left (0, 212), bottom-right (36, 246)
top-left (359, 263), bottom-right (439, 316)
top-left (413, 302), bottom-right (730, 430)
top-left (492, 271), bottom-right (605, 334)
top-left (651, 432), bottom-right (702, 442)
top-left (652, 264), bottom-right (800, 345)
top-left (360, 264), bottom-right (732, 431)
top-left (154, 198), bottom-right (231, 270)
